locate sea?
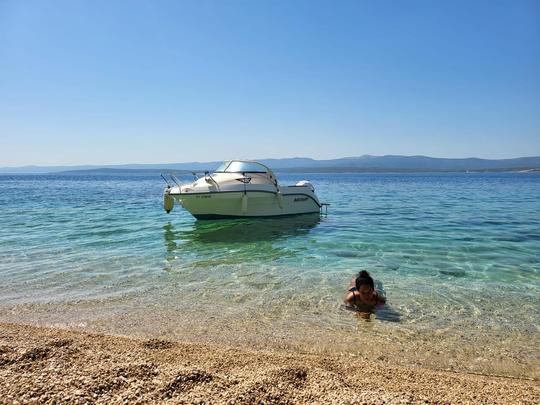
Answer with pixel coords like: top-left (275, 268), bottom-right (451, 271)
top-left (0, 172), bottom-right (539, 378)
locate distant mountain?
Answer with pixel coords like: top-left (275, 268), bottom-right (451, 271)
top-left (0, 161), bottom-right (223, 174)
top-left (1, 155), bottom-right (539, 174)
top-left (269, 155), bottom-right (540, 171)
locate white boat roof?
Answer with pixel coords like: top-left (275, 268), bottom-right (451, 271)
top-left (214, 160), bottom-right (274, 174)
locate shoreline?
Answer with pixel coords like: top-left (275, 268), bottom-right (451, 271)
top-left (2, 303), bottom-right (537, 380)
top-left (1, 322), bottom-right (538, 404)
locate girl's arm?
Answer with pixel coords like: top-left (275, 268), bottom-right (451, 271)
top-left (375, 291), bottom-right (386, 306)
top-left (344, 291), bottom-right (355, 306)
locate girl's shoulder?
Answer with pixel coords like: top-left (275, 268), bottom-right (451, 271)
top-left (375, 291), bottom-right (386, 305)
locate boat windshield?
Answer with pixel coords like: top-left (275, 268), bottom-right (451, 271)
top-left (215, 161), bottom-right (268, 173)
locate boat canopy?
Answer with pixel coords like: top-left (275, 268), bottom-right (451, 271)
top-left (214, 161), bottom-right (270, 174)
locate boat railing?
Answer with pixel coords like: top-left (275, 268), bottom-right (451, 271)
top-left (160, 170), bottom-right (210, 188)
top-left (320, 203), bottom-right (330, 216)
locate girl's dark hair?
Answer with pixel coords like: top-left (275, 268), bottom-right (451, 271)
top-left (355, 270), bottom-right (374, 290)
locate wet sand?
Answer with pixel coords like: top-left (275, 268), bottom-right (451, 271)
top-left (1, 322), bottom-right (538, 404)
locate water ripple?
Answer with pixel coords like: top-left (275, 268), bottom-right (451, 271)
top-left (0, 172), bottom-right (539, 376)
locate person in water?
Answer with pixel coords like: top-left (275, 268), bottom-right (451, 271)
top-left (344, 270), bottom-right (386, 319)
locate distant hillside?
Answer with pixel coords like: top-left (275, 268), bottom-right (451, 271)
top-left (271, 155), bottom-right (540, 171)
top-left (1, 155), bottom-right (539, 174)
top-left (0, 161), bottom-right (223, 174)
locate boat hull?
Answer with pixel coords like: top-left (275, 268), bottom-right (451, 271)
top-left (173, 190), bottom-right (320, 219)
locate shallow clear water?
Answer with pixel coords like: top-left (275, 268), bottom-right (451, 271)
top-left (1, 172), bottom-right (539, 377)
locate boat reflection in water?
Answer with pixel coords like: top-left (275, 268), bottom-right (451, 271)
top-left (163, 213), bottom-right (321, 260)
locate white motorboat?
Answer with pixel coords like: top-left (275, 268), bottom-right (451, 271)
top-left (162, 160), bottom-right (325, 219)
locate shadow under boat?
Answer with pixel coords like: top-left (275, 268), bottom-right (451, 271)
top-left (164, 213), bottom-right (322, 248)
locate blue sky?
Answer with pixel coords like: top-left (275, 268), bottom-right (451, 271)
top-left (1, 0), bottom-right (539, 166)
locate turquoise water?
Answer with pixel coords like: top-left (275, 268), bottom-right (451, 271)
top-left (1, 172), bottom-right (539, 377)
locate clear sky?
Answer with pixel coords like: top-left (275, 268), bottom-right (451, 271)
top-left (1, 0), bottom-right (539, 166)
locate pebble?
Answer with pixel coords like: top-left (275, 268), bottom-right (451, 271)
top-left (1, 322), bottom-right (539, 404)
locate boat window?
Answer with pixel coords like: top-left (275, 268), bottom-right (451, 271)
top-left (214, 162), bottom-right (231, 172)
top-left (220, 161), bottom-right (268, 173)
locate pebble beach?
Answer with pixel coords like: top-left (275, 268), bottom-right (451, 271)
top-left (1, 322), bottom-right (538, 404)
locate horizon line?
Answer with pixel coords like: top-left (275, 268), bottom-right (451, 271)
top-left (2, 154), bottom-right (540, 169)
